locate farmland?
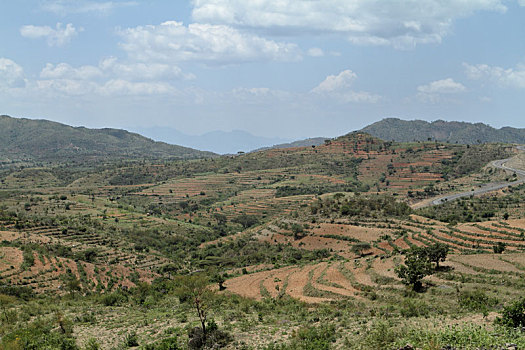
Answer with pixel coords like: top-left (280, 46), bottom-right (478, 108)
top-left (2, 132), bottom-right (525, 349)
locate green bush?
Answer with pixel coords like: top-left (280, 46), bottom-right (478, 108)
top-left (496, 297), bottom-right (525, 328)
top-left (458, 290), bottom-right (498, 312)
top-left (142, 337), bottom-right (178, 350)
top-left (100, 291), bottom-right (128, 306)
top-left (0, 319), bottom-right (79, 349)
top-left (264, 325), bottom-right (336, 350)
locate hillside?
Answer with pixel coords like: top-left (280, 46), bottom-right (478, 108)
top-left (362, 118), bottom-right (525, 144)
top-left (2, 128), bottom-right (525, 349)
top-left (252, 137), bottom-right (327, 152)
top-left (0, 115), bottom-right (215, 163)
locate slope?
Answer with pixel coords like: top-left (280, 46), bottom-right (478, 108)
top-left (362, 118), bottom-right (525, 144)
top-left (0, 115), bottom-right (215, 163)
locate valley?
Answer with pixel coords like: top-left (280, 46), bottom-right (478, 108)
top-left (2, 120), bottom-right (525, 349)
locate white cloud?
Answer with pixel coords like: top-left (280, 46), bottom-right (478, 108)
top-left (40, 63), bottom-right (103, 80)
top-left (0, 58), bottom-right (26, 89)
top-left (464, 63), bottom-right (525, 88)
top-left (311, 69), bottom-right (380, 103)
top-left (307, 47), bottom-right (324, 57)
top-left (312, 70), bottom-right (357, 93)
top-left (35, 58), bottom-right (190, 97)
top-left (118, 21), bottom-right (301, 64)
top-left (40, 58), bottom-right (190, 82)
top-left (417, 78), bottom-right (466, 94)
top-left (20, 23), bottom-right (80, 47)
top-left (41, 0), bottom-right (137, 15)
top-left (99, 80), bottom-right (177, 96)
top-left (416, 78), bottom-right (466, 103)
top-left (36, 79), bottom-right (99, 96)
top-left (192, 0), bottom-right (508, 49)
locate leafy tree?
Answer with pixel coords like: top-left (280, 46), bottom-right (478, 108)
top-left (175, 274), bottom-right (214, 344)
top-left (291, 223), bottom-right (305, 240)
top-left (231, 214), bottom-right (259, 229)
top-left (422, 243), bottom-right (448, 269)
top-left (351, 242), bottom-right (371, 257)
top-left (395, 248), bottom-right (433, 291)
top-left (493, 242), bottom-right (506, 254)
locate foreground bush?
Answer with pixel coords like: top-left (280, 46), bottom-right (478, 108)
top-left (496, 297), bottom-right (525, 328)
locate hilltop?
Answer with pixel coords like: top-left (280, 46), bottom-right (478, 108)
top-left (0, 115), bottom-right (215, 164)
top-left (252, 137), bottom-right (327, 152)
top-left (362, 118), bottom-right (525, 144)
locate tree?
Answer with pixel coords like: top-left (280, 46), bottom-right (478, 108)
top-left (493, 242), bottom-right (506, 254)
top-left (291, 223), bottom-right (305, 240)
top-left (175, 274), bottom-right (214, 344)
top-left (395, 248), bottom-right (433, 291)
top-left (422, 243), bottom-right (448, 269)
top-left (231, 214), bottom-right (259, 229)
top-left (351, 242), bottom-right (371, 257)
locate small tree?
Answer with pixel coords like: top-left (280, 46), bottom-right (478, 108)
top-left (351, 242), bottom-right (371, 257)
top-left (493, 242), bottom-right (506, 254)
top-left (395, 248), bottom-right (433, 291)
top-left (175, 274), bottom-right (214, 344)
top-left (422, 243), bottom-right (449, 269)
top-left (291, 223), bottom-right (305, 240)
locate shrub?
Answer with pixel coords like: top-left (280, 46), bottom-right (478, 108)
top-left (100, 291), bottom-right (128, 306)
top-left (458, 290), bottom-right (498, 313)
top-left (125, 331), bottom-right (139, 347)
top-left (142, 337), bottom-right (179, 350)
top-left (496, 297), bottom-right (525, 328)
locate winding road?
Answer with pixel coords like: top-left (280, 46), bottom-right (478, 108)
top-left (428, 146), bottom-right (525, 206)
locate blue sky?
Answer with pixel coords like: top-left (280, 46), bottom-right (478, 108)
top-left (1, 0), bottom-right (524, 139)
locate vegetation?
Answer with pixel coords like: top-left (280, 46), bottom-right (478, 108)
top-left (362, 117), bottom-right (525, 144)
top-left (0, 122), bottom-right (524, 348)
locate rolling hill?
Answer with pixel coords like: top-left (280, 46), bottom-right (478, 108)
top-left (362, 118), bottom-right (525, 144)
top-left (0, 115), bottom-right (215, 163)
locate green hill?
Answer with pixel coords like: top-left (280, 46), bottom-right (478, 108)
top-left (361, 118), bottom-right (525, 144)
top-left (0, 115), bottom-right (215, 163)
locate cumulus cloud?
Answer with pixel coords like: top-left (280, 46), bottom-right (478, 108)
top-left (307, 48), bottom-right (324, 57)
top-left (417, 78), bottom-right (466, 94)
top-left (312, 70), bottom-right (357, 93)
top-left (41, 0), bottom-right (137, 15)
top-left (0, 58), bottom-right (26, 89)
top-left (40, 58), bottom-right (190, 82)
top-left (118, 21), bottom-right (301, 64)
top-left (20, 23), bottom-right (80, 47)
top-left (192, 0), bottom-right (508, 49)
top-left (40, 63), bottom-right (103, 80)
top-left (464, 63), bottom-right (525, 88)
top-left (99, 80), bottom-right (176, 96)
top-left (35, 58), bottom-right (191, 97)
top-left (416, 78), bottom-right (466, 103)
top-left (311, 70), bottom-right (380, 103)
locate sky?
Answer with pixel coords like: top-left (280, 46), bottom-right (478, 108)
top-left (1, 0), bottom-right (525, 140)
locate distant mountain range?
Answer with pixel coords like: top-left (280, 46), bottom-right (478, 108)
top-left (361, 118), bottom-right (525, 144)
top-left (0, 115), bottom-right (214, 163)
top-left (131, 127), bottom-right (293, 154)
top-left (4, 114), bottom-right (525, 166)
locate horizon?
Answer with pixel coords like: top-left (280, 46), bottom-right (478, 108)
top-left (3, 113), bottom-right (525, 155)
